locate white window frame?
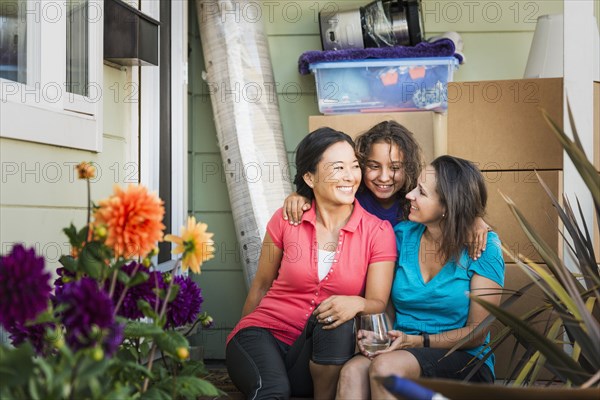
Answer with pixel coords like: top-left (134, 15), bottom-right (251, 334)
top-left (170, 0), bottom-right (187, 258)
top-left (138, 0), bottom-right (159, 192)
top-left (0, 0), bottom-right (103, 152)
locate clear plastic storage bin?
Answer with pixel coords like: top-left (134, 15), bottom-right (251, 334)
top-left (310, 57), bottom-right (459, 114)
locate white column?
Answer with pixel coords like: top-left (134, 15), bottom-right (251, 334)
top-left (171, 0), bottom-right (188, 247)
top-left (139, 0), bottom-right (161, 193)
top-left (563, 0), bottom-right (596, 267)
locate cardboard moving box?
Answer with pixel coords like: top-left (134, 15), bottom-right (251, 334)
top-left (447, 78), bottom-right (563, 170)
top-left (485, 170), bottom-right (561, 263)
top-left (308, 112), bottom-right (447, 163)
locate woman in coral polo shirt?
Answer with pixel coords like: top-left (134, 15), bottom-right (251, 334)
top-left (226, 128), bottom-right (397, 399)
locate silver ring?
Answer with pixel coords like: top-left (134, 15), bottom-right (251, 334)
top-left (326, 316), bottom-right (333, 324)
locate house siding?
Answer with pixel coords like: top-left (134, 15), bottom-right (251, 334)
top-left (0, 65), bottom-right (138, 342)
top-left (1, 65), bottom-right (136, 251)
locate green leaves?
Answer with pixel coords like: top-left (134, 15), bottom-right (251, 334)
top-left (154, 331), bottom-right (188, 359)
top-left (63, 223), bottom-right (87, 249)
top-left (0, 343), bottom-right (142, 400)
top-left (0, 344), bottom-right (36, 389)
top-left (472, 296), bottom-right (590, 385)
top-left (141, 388), bottom-right (172, 400)
top-left (128, 270), bottom-right (150, 288)
top-left (3, 181), bottom-right (216, 399)
top-left (148, 376), bottom-right (222, 400)
top-left (124, 321), bottom-right (164, 338)
top-left (137, 300), bottom-right (160, 320)
top-left (79, 241), bottom-right (115, 279)
top-left (58, 255), bottom-right (77, 273)
top-left (481, 104), bottom-right (600, 387)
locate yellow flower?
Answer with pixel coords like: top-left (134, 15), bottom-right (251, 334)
top-left (164, 216), bottom-right (215, 274)
top-left (75, 161), bottom-right (96, 180)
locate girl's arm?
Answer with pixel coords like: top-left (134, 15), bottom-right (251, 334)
top-left (314, 260), bottom-right (395, 330)
top-left (282, 192), bottom-right (311, 225)
top-left (468, 217), bottom-right (491, 260)
top-left (241, 232), bottom-right (284, 317)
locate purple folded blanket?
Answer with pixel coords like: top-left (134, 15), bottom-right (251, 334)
top-left (298, 38), bottom-right (459, 75)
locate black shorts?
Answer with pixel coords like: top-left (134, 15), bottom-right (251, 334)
top-left (404, 348), bottom-right (494, 383)
top-left (226, 314), bottom-right (356, 399)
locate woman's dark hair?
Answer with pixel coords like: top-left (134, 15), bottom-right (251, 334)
top-left (355, 121), bottom-right (424, 220)
top-left (293, 127), bottom-right (355, 201)
top-left (431, 155), bottom-right (487, 263)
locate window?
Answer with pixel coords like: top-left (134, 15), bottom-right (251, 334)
top-left (0, 0), bottom-right (27, 84)
top-left (66, 0), bottom-right (89, 97)
top-left (0, 0), bottom-right (103, 152)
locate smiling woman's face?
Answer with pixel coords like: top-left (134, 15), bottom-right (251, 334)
top-left (405, 166), bottom-right (445, 225)
top-left (304, 141), bottom-right (362, 207)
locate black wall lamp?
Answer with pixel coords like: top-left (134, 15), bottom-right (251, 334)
top-left (104, 0), bottom-right (160, 66)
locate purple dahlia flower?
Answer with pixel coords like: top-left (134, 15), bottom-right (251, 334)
top-left (8, 322), bottom-right (54, 355)
top-left (108, 262), bottom-right (166, 320)
top-left (53, 264), bottom-right (76, 295)
top-left (104, 322), bottom-right (125, 356)
top-left (166, 275), bottom-right (203, 328)
top-left (0, 244), bottom-right (51, 329)
top-left (55, 277), bottom-right (116, 351)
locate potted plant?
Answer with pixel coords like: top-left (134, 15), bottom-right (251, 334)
top-left (467, 104), bottom-right (599, 388)
top-left (0, 163), bottom-right (222, 399)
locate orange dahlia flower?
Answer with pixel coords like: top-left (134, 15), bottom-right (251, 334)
top-left (76, 161), bottom-right (96, 180)
top-left (94, 185), bottom-right (165, 258)
top-left (165, 216), bottom-right (215, 274)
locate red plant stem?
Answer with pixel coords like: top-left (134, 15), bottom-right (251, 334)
top-left (142, 259), bottom-right (181, 393)
top-left (153, 271), bottom-right (161, 316)
top-left (108, 269), bottom-right (118, 299)
top-left (85, 179), bottom-right (91, 244)
top-left (68, 355), bottom-right (84, 400)
top-left (113, 262), bottom-right (141, 316)
top-left (157, 273), bottom-right (176, 322)
top-left (142, 345), bottom-right (158, 392)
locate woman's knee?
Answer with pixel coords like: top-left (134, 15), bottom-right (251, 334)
top-left (339, 356), bottom-right (369, 383)
top-left (341, 356), bottom-right (370, 375)
top-left (369, 352), bottom-right (420, 380)
top-left (369, 356), bottom-right (394, 379)
top-left (226, 329), bottom-right (291, 399)
top-left (263, 380), bottom-right (291, 400)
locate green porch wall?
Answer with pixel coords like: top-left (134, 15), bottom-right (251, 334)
top-left (187, 0), bottom-right (565, 359)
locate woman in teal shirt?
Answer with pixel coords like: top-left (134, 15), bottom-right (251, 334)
top-left (338, 155), bottom-right (505, 399)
